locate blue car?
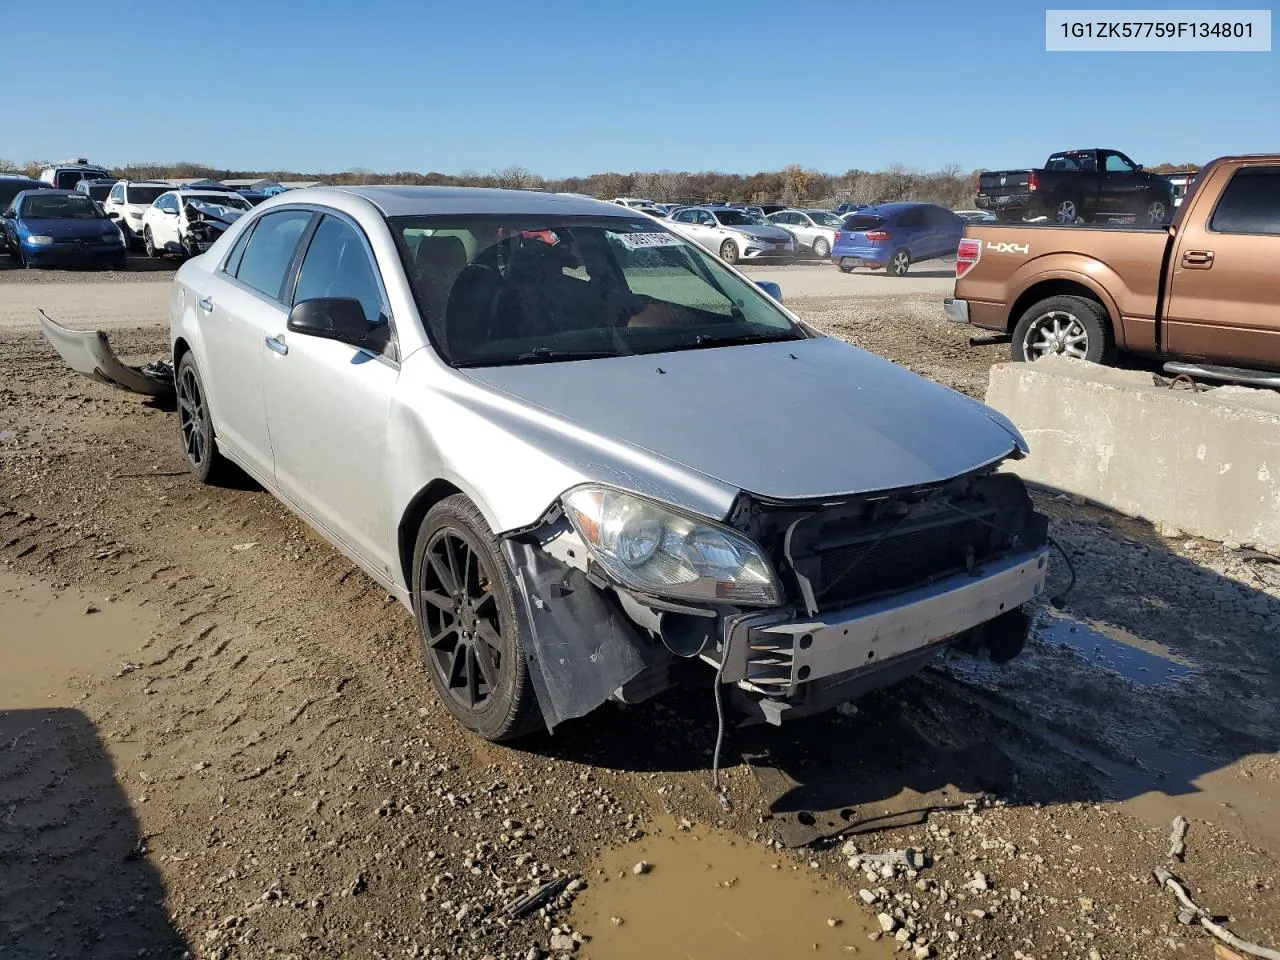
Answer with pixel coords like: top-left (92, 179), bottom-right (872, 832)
top-left (831, 202), bottom-right (964, 277)
top-left (1, 190), bottom-right (126, 269)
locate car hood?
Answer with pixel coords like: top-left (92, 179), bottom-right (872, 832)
top-left (19, 217), bottom-right (115, 239)
top-left (724, 223), bottom-right (792, 240)
top-left (460, 336), bottom-right (1025, 503)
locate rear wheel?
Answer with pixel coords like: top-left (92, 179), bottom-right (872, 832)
top-left (812, 237), bottom-right (830, 259)
top-left (1055, 198), bottom-right (1080, 224)
top-left (176, 353), bottom-right (231, 483)
top-left (1011, 295), bottom-right (1114, 364)
top-left (836, 261), bottom-right (855, 274)
top-left (718, 239), bottom-right (739, 265)
top-left (1144, 197), bottom-right (1170, 225)
top-left (412, 494), bottom-right (541, 742)
top-left (888, 247), bottom-right (911, 277)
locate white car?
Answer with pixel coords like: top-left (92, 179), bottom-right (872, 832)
top-left (141, 189), bottom-right (253, 259)
top-left (665, 206), bottom-right (796, 264)
top-left (102, 180), bottom-right (173, 249)
top-left (767, 209), bottom-right (845, 258)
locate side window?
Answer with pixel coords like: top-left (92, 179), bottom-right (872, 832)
top-left (674, 209), bottom-right (696, 223)
top-left (233, 210), bottom-right (312, 300)
top-left (1103, 152), bottom-right (1134, 173)
top-left (109, 184), bottom-right (123, 203)
top-left (1210, 167), bottom-right (1280, 235)
top-left (293, 215), bottom-right (387, 328)
top-left (223, 220), bottom-right (257, 277)
top-left (698, 211), bottom-right (716, 226)
top-left (898, 208), bottom-right (924, 228)
top-left (157, 194), bottom-right (176, 213)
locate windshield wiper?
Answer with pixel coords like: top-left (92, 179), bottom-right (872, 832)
top-left (689, 331), bottom-right (801, 349)
top-left (459, 347), bottom-right (622, 367)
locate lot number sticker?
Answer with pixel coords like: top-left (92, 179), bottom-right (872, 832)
top-left (611, 232), bottom-right (686, 250)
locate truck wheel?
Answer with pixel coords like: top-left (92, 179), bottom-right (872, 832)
top-left (1144, 197), bottom-right (1170, 225)
top-left (888, 248), bottom-right (911, 277)
top-left (812, 237), bottom-right (830, 258)
top-left (1054, 198), bottom-right (1079, 224)
top-left (1011, 295), bottom-right (1114, 364)
top-left (411, 494), bottom-right (541, 742)
top-left (719, 239), bottom-right (739, 264)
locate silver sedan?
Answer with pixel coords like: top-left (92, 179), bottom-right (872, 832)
top-left (768, 208), bottom-right (845, 258)
top-left (170, 187), bottom-right (1049, 741)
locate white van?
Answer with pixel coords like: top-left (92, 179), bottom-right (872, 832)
top-left (40, 159), bottom-right (112, 191)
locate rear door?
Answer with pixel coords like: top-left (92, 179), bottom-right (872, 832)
top-left (895, 206), bottom-right (926, 257)
top-left (260, 212), bottom-right (401, 577)
top-left (198, 208), bottom-right (313, 480)
top-left (1163, 164), bottom-right (1280, 367)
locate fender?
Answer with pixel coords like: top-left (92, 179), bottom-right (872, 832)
top-left (1005, 253), bottom-right (1146, 351)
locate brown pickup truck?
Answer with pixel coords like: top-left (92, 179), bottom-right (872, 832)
top-left (945, 154), bottom-right (1280, 385)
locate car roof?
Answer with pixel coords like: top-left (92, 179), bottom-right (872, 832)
top-left (858, 201), bottom-right (934, 214)
top-left (302, 185), bottom-right (630, 219)
top-left (0, 175), bottom-right (46, 184)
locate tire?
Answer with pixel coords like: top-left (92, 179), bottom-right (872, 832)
top-left (175, 352), bottom-right (231, 484)
top-left (718, 238), bottom-right (739, 265)
top-left (1011, 295), bottom-right (1114, 364)
top-left (411, 494), bottom-right (540, 742)
top-left (836, 261), bottom-right (854, 274)
top-left (144, 227), bottom-right (160, 259)
top-left (887, 247), bottom-right (911, 277)
top-left (1143, 196), bottom-right (1170, 225)
top-left (1054, 197), bottom-right (1080, 224)
top-left (812, 237), bottom-right (830, 259)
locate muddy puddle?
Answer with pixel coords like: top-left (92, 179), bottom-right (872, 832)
top-left (1037, 613), bottom-right (1198, 685)
top-left (0, 567), bottom-right (152, 709)
top-left (571, 821), bottom-right (895, 959)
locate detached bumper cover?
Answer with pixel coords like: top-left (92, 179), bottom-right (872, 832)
top-left (943, 297), bottom-right (970, 325)
top-left (722, 547), bottom-right (1049, 691)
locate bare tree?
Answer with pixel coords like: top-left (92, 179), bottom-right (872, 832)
top-left (492, 165), bottom-right (534, 189)
top-left (782, 164), bottom-right (817, 206)
top-left (0, 157), bottom-right (18, 173)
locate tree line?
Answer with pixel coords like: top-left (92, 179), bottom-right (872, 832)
top-left (1, 157), bottom-right (1201, 208)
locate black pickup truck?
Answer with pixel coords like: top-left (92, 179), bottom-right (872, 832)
top-left (975, 148), bottom-right (1175, 226)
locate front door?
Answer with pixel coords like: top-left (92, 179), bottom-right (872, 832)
top-left (1163, 163), bottom-right (1280, 368)
top-left (260, 212), bottom-right (401, 578)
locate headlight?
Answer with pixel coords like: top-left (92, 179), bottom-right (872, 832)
top-left (562, 486), bottom-right (781, 606)
top-left (26, 235), bottom-right (54, 246)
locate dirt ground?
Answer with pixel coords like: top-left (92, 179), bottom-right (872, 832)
top-left (2, 267), bottom-right (1278, 960)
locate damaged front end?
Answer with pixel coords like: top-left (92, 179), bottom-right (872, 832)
top-left (501, 470), bottom-right (1049, 734)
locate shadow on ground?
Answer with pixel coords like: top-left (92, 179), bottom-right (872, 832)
top-left (0, 709), bottom-right (190, 958)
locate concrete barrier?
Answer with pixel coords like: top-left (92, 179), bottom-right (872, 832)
top-left (984, 356), bottom-right (1280, 553)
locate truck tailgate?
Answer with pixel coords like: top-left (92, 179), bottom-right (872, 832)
top-left (978, 170), bottom-right (1033, 199)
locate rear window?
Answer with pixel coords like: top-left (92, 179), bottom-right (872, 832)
top-left (0, 182), bottom-right (42, 207)
top-left (125, 185), bottom-right (168, 205)
top-left (841, 215), bottom-right (886, 231)
top-left (1209, 167), bottom-right (1280, 236)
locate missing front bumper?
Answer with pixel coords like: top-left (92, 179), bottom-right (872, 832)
top-left (721, 547), bottom-right (1049, 707)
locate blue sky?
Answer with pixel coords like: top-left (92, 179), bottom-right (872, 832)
top-left (6, 0), bottom-right (1274, 175)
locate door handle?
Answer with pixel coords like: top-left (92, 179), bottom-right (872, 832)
top-left (264, 335), bottom-right (289, 356)
top-left (1181, 250), bottom-right (1214, 269)
top-left (197, 296), bottom-right (213, 312)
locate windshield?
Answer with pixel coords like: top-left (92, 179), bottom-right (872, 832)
top-left (125, 185), bottom-right (168, 205)
top-left (391, 216), bottom-right (807, 367)
top-left (186, 194), bottom-right (251, 211)
top-left (23, 194), bottom-right (102, 219)
top-left (806, 211), bottom-right (843, 227)
top-left (712, 209), bottom-right (759, 226)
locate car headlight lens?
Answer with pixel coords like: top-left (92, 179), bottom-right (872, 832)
top-left (562, 486), bottom-right (781, 606)
top-left (26, 235), bottom-right (54, 246)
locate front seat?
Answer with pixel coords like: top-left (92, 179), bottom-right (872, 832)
top-left (414, 235), bottom-right (468, 341)
top-left (442, 264), bottom-right (502, 361)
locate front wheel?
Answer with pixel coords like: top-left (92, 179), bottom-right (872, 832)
top-left (887, 247), bottom-right (911, 277)
top-left (718, 239), bottom-right (739, 265)
top-left (412, 494), bottom-right (541, 742)
top-left (812, 237), bottom-right (830, 259)
top-left (143, 227), bottom-right (160, 259)
top-left (1011, 294), bottom-right (1114, 364)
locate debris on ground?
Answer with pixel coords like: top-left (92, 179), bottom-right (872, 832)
top-left (1168, 814), bottom-right (1189, 861)
top-left (1154, 867), bottom-right (1280, 960)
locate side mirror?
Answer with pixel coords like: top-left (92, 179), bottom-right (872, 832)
top-left (287, 298), bottom-right (370, 345)
top-left (1135, 164), bottom-right (1144, 172)
top-left (755, 280), bottom-right (783, 303)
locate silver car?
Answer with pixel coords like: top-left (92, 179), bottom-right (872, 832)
top-left (170, 187), bottom-right (1050, 741)
top-left (665, 205), bottom-right (796, 264)
top-left (768, 208), bottom-right (845, 258)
